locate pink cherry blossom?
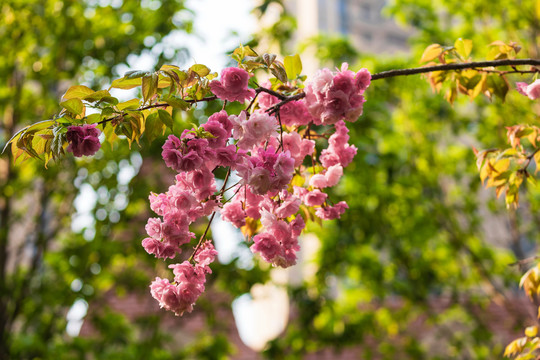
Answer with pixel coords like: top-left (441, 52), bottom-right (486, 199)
top-left (66, 124), bottom-right (101, 157)
top-left (210, 67), bottom-right (256, 103)
top-left (516, 80), bottom-right (540, 100)
top-left (304, 63), bottom-right (370, 125)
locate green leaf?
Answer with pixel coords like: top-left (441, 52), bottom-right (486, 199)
top-left (144, 112), bottom-right (164, 144)
top-left (189, 64), bottom-right (211, 77)
top-left (117, 99), bottom-right (140, 111)
top-left (60, 98), bottom-right (84, 115)
top-left (110, 77), bottom-right (142, 90)
top-left (142, 73), bottom-right (158, 103)
top-left (284, 54), bottom-right (302, 80)
top-left (164, 96), bottom-right (188, 110)
top-left (6, 119), bottom-right (57, 155)
top-left (487, 74), bottom-right (509, 101)
top-left (158, 109), bottom-right (173, 130)
top-left (124, 70), bottom-right (151, 79)
top-left (100, 96), bottom-right (119, 105)
top-left (86, 113), bottom-right (103, 124)
top-left (454, 38), bottom-right (473, 59)
top-left (63, 85), bottom-right (94, 100)
top-left (159, 64), bottom-right (180, 72)
top-left (420, 44), bottom-right (443, 63)
top-left (83, 90), bottom-right (111, 103)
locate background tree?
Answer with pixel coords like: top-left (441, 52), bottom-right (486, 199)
top-left (2, 1), bottom-right (540, 360)
top-left (254, 0), bottom-right (540, 359)
top-left (0, 1), bottom-right (210, 359)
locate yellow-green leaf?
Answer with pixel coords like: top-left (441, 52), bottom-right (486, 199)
top-left (284, 54), bottom-right (302, 80)
top-left (164, 96), bottom-right (188, 110)
top-left (420, 44), bottom-right (443, 63)
top-left (60, 98), bottom-right (84, 115)
top-left (110, 77), bottom-right (142, 90)
top-left (83, 90), bottom-right (111, 103)
top-left (117, 99), bottom-right (140, 111)
top-left (454, 38), bottom-right (473, 59)
top-left (142, 73), bottom-right (158, 103)
top-left (63, 85), bottom-right (94, 100)
top-left (190, 64), bottom-right (211, 77)
top-left (525, 326), bottom-right (538, 338)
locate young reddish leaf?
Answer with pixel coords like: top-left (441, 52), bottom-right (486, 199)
top-left (142, 73), bottom-right (158, 103)
top-left (271, 62), bottom-right (288, 83)
top-left (262, 53), bottom-right (277, 67)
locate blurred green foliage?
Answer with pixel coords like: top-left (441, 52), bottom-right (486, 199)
top-left (260, 0), bottom-right (540, 359)
top-left (0, 1), bottom-right (244, 359)
top-left (2, 0), bottom-right (540, 359)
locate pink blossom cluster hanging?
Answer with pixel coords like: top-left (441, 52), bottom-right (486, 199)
top-left (143, 63), bottom-right (371, 315)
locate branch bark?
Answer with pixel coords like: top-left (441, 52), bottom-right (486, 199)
top-left (370, 58), bottom-right (540, 80)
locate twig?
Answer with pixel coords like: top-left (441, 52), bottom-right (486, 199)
top-left (187, 167), bottom-right (231, 263)
top-left (509, 255), bottom-right (540, 267)
top-left (519, 149), bottom-right (540, 173)
top-left (370, 59), bottom-right (540, 80)
top-left (188, 212), bottom-right (216, 263)
top-left (96, 96), bottom-right (217, 126)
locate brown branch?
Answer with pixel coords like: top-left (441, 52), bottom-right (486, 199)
top-left (96, 95), bottom-right (217, 126)
top-left (509, 255), bottom-right (540, 267)
top-left (188, 167), bottom-right (231, 263)
top-left (370, 59), bottom-right (540, 80)
top-left (261, 59), bottom-right (540, 115)
top-left (519, 148), bottom-right (540, 173)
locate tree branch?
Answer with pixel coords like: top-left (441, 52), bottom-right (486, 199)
top-left (262, 59), bottom-right (540, 114)
top-left (97, 96), bottom-right (217, 126)
top-left (370, 58), bottom-right (540, 80)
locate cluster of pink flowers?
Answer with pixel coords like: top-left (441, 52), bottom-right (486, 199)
top-left (150, 241), bottom-right (217, 316)
top-left (144, 64), bottom-right (370, 315)
top-left (66, 124), bottom-right (101, 157)
top-left (304, 63), bottom-right (371, 125)
top-left (210, 67), bottom-right (255, 103)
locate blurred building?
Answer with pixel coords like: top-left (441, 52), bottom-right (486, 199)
top-left (284, 0), bottom-right (413, 74)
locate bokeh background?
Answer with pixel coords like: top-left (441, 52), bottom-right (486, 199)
top-left (1, 0), bottom-right (540, 359)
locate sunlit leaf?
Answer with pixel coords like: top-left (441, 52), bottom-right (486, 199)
top-left (60, 98), bottom-right (84, 115)
top-left (420, 44), bottom-right (443, 63)
top-left (454, 38), bottom-right (473, 59)
top-left (284, 54), bottom-right (302, 80)
top-left (117, 99), bottom-right (140, 111)
top-left (190, 64), bottom-right (211, 77)
top-left (62, 85), bottom-right (94, 100)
